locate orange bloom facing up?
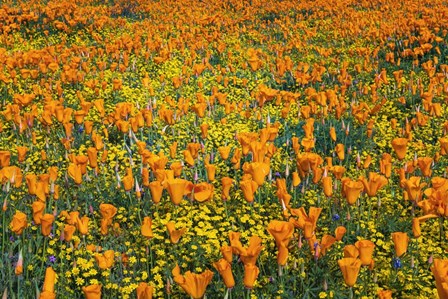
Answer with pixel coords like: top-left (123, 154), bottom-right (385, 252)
top-left (213, 258), bottom-right (236, 289)
top-left (267, 220), bottom-right (295, 265)
top-left (136, 282), bottom-right (154, 299)
top-left (41, 214), bottom-right (55, 237)
top-left (334, 226), bottom-right (347, 241)
top-left (289, 207), bottom-right (322, 239)
top-left (172, 264), bottom-right (214, 299)
top-left (338, 258), bottom-right (362, 287)
top-left (166, 178), bottom-right (188, 205)
top-left (82, 284), bottom-right (102, 299)
top-left (166, 222), bottom-right (187, 244)
top-left (240, 179), bottom-right (259, 203)
top-left (391, 232), bottom-right (409, 257)
top-left (341, 178), bottom-right (364, 205)
top-left (431, 259), bottom-right (448, 299)
top-left (94, 250), bottom-right (115, 269)
top-left (10, 210), bottom-right (27, 235)
top-left (355, 240), bottom-right (375, 266)
top-left (243, 263), bottom-right (260, 289)
top-left (359, 172), bottom-right (388, 197)
top-left (193, 182), bottom-right (214, 202)
top-left (149, 181), bottom-right (164, 204)
top-left (377, 289), bottom-right (393, 299)
top-left (391, 138), bottom-right (408, 160)
top-left (141, 216), bottom-right (153, 239)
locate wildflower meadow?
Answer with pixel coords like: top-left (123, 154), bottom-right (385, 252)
top-left (0, 0), bottom-right (448, 298)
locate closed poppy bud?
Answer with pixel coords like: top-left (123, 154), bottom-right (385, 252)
top-left (26, 174), bottom-right (38, 195)
top-left (77, 216), bottom-right (90, 235)
top-left (10, 211), bottom-right (27, 235)
top-left (355, 240), bottom-right (375, 266)
top-left (42, 267), bottom-right (56, 293)
top-left (205, 164), bottom-right (216, 182)
top-left (15, 250), bottom-right (23, 275)
top-left (41, 214), bottom-right (55, 236)
top-left (82, 284), bottom-right (102, 299)
top-left (335, 143), bottom-right (345, 160)
top-left (149, 181), bottom-right (164, 204)
top-left (322, 176), bottom-right (333, 197)
top-left (141, 216), bottom-right (153, 239)
top-left (39, 291), bottom-right (56, 299)
top-left (412, 218), bottom-right (421, 238)
top-left (391, 138), bottom-right (408, 160)
top-left (142, 168), bottom-right (150, 187)
top-left (183, 150), bottom-right (195, 167)
top-left (329, 127), bottom-right (336, 141)
top-left (68, 163), bottom-right (82, 185)
top-left (169, 142), bottom-right (178, 159)
top-left (87, 147), bottom-right (98, 169)
top-left (121, 174), bottom-right (134, 192)
top-left (391, 232), bottom-right (409, 257)
top-left (213, 258), bottom-right (235, 289)
top-left (243, 264), bottom-right (260, 289)
top-left (334, 226), bottom-right (346, 241)
top-left (338, 258), bottom-right (362, 287)
top-left (136, 282), bottom-right (154, 299)
top-left (63, 224), bottom-right (76, 242)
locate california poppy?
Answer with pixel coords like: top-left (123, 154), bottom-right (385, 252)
top-left (213, 258), bottom-right (235, 289)
top-left (41, 214), bottom-right (54, 237)
top-left (149, 181), bottom-right (164, 204)
top-left (136, 282), bottom-right (154, 299)
top-left (391, 232), bottom-right (409, 257)
top-left (141, 216), bottom-right (153, 239)
top-left (359, 172), bottom-right (388, 197)
top-left (391, 138), bottom-right (408, 160)
top-left (355, 240), bottom-right (375, 266)
top-left (166, 221), bottom-right (187, 244)
top-left (431, 259), bottom-right (448, 299)
top-left (267, 220), bottom-right (295, 265)
top-left (243, 263), bottom-right (260, 289)
top-left (341, 178), bottom-right (364, 205)
top-left (338, 258), bottom-right (362, 287)
top-left (172, 264), bottom-right (213, 299)
top-left (95, 250), bottom-right (115, 269)
top-left (166, 178), bottom-right (188, 205)
top-left (42, 267), bottom-right (56, 293)
top-left (10, 210), bottom-right (27, 235)
top-left (82, 284), bottom-right (102, 299)
top-left (63, 224), bottom-right (76, 242)
top-left (240, 179), bottom-right (258, 203)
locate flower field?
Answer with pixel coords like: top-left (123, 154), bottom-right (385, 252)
top-left (1, 0), bottom-right (448, 298)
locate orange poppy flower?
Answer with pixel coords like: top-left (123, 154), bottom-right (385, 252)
top-left (391, 138), bottom-right (408, 160)
top-left (431, 259), bottom-right (448, 299)
top-left (335, 226), bottom-right (347, 241)
top-left (220, 245), bottom-right (233, 263)
top-left (391, 232), bottom-right (409, 257)
top-left (82, 284), bottom-right (102, 299)
top-left (267, 220), bottom-right (294, 265)
top-left (343, 245), bottom-right (359, 259)
top-left (166, 178), bottom-right (188, 205)
top-left (166, 221), bottom-right (187, 244)
top-left (95, 250), bottom-right (115, 269)
top-left (68, 163), bottom-right (82, 185)
top-left (10, 210), bottom-right (27, 235)
top-left (335, 143), bottom-right (345, 160)
top-left (32, 200), bottom-right (45, 225)
top-left (141, 216), bottom-right (153, 239)
top-left (41, 214), bottom-right (55, 237)
top-left (172, 264), bottom-right (213, 299)
top-left (76, 216), bottom-right (90, 236)
top-left (245, 162), bottom-right (270, 186)
top-left (243, 264), bottom-right (260, 289)
top-left (355, 240), bottom-right (375, 266)
top-left (377, 290), bottom-right (393, 299)
top-left (193, 182), bottom-right (214, 202)
top-left (341, 178), bottom-right (364, 205)
top-left (322, 175), bottom-right (333, 197)
top-left (16, 146), bottom-right (28, 163)
top-left (338, 258), bottom-right (362, 287)
top-left (42, 267), bottom-right (56, 293)
top-left (289, 207), bottom-right (322, 239)
top-left (358, 172), bottom-right (388, 197)
top-left (213, 258), bottom-right (235, 289)
top-left (240, 179), bottom-right (258, 203)
top-left (63, 224), bottom-right (76, 242)
top-left (0, 150), bottom-right (11, 167)
top-left (136, 282), bottom-right (154, 299)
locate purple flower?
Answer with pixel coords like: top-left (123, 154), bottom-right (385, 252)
top-left (332, 214), bottom-right (340, 221)
top-left (392, 257), bottom-right (402, 269)
top-left (48, 255), bottom-right (56, 263)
